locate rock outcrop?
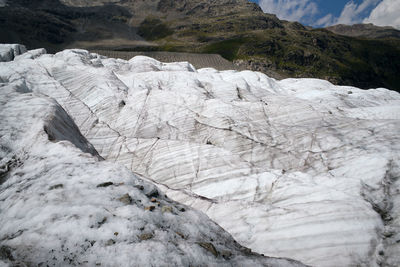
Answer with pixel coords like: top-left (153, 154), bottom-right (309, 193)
top-left (326, 23), bottom-right (400, 39)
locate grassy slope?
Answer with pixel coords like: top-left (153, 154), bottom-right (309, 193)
top-left (1, 0), bottom-right (399, 91)
top-left (141, 14), bottom-right (400, 91)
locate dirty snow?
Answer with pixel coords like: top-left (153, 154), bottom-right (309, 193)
top-left (0, 48), bottom-right (303, 267)
top-left (1, 45), bottom-right (399, 266)
top-left (0, 44), bottom-right (26, 62)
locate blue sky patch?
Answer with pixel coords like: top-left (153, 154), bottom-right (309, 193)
top-left (249, 0), bottom-right (396, 28)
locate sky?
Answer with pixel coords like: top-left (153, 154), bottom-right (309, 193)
top-left (250, 0), bottom-right (400, 29)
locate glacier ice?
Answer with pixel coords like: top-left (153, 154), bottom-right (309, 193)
top-left (0, 49), bottom-right (303, 267)
top-left (0, 44), bottom-right (27, 62)
top-left (0, 45), bottom-right (399, 266)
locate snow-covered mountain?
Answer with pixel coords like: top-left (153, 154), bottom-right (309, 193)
top-left (1, 44), bottom-right (399, 266)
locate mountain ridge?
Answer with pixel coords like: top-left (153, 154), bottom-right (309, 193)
top-left (326, 23), bottom-right (400, 39)
top-left (1, 0), bottom-right (399, 91)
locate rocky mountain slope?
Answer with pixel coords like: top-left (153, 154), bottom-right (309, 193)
top-left (1, 0), bottom-right (400, 91)
top-left (0, 45), bottom-right (305, 266)
top-left (326, 23), bottom-right (400, 39)
top-left (1, 45), bottom-right (399, 266)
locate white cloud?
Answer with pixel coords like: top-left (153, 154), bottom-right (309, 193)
top-left (258, 0), bottom-right (319, 23)
top-left (0, 0), bottom-right (7, 7)
top-left (315, 14), bottom-right (335, 27)
top-left (258, 0), bottom-right (394, 29)
top-left (364, 0), bottom-right (400, 29)
top-left (336, 0), bottom-right (380, 25)
top-left (312, 0), bottom-right (380, 27)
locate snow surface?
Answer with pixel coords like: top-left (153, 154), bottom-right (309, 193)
top-left (0, 45), bottom-right (26, 62)
top-left (0, 48), bottom-right (303, 267)
top-left (1, 45), bottom-right (400, 266)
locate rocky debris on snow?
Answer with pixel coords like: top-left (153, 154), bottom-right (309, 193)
top-left (118, 193), bottom-right (132, 205)
top-left (1, 44), bottom-right (399, 266)
top-left (0, 46), bottom-right (307, 266)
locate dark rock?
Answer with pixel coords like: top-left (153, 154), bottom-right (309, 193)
top-left (145, 206), bottom-right (156, 211)
top-left (49, 184), bottom-right (63, 190)
top-left (175, 232), bottom-right (185, 239)
top-left (134, 184), bottom-right (144, 191)
top-left (118, 193), bottom-right (132, 205)
top-left (96, 182), bottom-right (113, 188)
top-left (97, 217), bottom-right (107, 227)
top-left (196, 242), bottom-right (218, 257)
top-left (139, 233), bottom-right (154, 241)
top-left (242, 247), bottom-right (252, 255)
top-left (0, 246), bottom-right (14, 261)
top-left (221, 250), bottom-right (232, 260)
top-left (145, 188), bottom-right (159, 198)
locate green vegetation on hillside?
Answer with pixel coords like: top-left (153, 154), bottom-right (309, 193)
top-left (171, 24), bottom-right (400, 90)
top-left (138, 17), bottom-right (174, 41)
top-left (203, 37), bottom-right (250, 61)
top-left (2, 0), bottom-right (399, 91)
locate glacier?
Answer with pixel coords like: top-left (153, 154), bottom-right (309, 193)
top-left (0, 45), bottom-right (303, 266)
top-left (0, 45), bottom-right (399, 266)
top-left (0, 44), bottom-right (27, 62)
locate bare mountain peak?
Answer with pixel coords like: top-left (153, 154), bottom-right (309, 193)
top-left (59, 0), bottom-right (262, 17)
top-left (326, 23), bottom-right (400, 39)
